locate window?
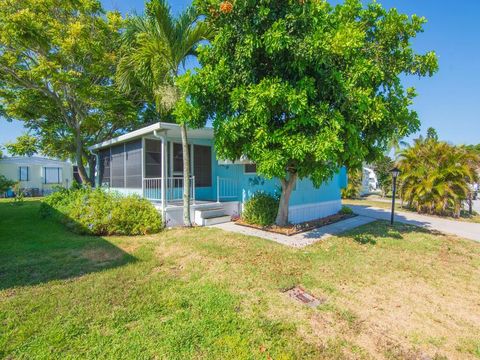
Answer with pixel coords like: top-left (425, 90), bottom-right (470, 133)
top-left (19, 166), bottom-right (29, 181)
top-left (44, 167), bottom-right (62, 184)
top-left (125, 140), bottom-right (142, 188)
top-left (194, 145), bottom-right (212, 187)
top-left (145, 139), bottom-right (162, 178)
top-left (173, 143), bottom-right (183, 173)
top-left (244, 163), bottom-right (257, 174)
top-left (110, 144), bottom-right (125, 188)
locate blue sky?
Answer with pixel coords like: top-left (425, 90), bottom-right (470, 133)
top-left (1, 0), bottom-right (478, 150)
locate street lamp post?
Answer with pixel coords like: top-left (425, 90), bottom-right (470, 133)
top-left (390, 167), bottom-right (401, 225)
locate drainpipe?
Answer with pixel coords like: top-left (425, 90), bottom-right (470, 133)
top-left (153, 130), bottom-right (167, 224)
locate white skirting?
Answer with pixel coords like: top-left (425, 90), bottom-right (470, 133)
top-left (288, 200), bottom-right (342, 224)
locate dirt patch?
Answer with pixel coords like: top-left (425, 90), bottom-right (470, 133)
top-left (335, 274), bottom-right (480, 359)
top-left (236, 213), bottom-right (356, 236)
top-left (80, 248), bottom-right (124, 263)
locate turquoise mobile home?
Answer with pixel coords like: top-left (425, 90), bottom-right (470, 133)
top-left (89, 122), bottom-right (347, 227)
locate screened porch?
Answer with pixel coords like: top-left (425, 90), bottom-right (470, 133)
top-left (95, 135), bottom-right (235, 206)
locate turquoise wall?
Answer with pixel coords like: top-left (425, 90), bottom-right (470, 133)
top-left (107, 134), bottom-right (347, 205)
top-left (186, 137), bottom-right (348, 205)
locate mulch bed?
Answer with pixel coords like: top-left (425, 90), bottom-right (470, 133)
top-left (235, 212), bottom-right (357, 236)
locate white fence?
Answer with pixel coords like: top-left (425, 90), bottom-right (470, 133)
top-left (143, 176), bottom-right (195, 203)
top-left (217, 177), bottom-right (239, 202)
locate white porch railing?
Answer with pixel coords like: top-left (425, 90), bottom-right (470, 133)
top-left (143, 176), bottom-right (195, 203)
top-left (217, 176), bottom-right (239, 202)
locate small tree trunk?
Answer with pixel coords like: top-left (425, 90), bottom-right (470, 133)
top-left (180, 123), bottom-right (192, 227)
top-left (87, 155), bottom-right (96, 186)
top-left (275, 172), bottom-right (298, 226)
top-left (75, 134), bottom-right (91, 186)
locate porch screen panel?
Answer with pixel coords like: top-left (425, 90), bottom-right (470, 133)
top-left (99, 148), bottom-right (111, 187)
top-left (145, 139), bottom-right (162, 178)
top-left (111, 144), bottom-right (125, 187)
top-left (173, 143), bottom-right (183, 173)
top-left (194, 145), bottom-right (212, 187)
top-left (125, 140), bottom-right (142, 188)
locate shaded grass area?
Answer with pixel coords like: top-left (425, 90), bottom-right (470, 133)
top-left (344, 198), bottom-right (480, 223)
top-left (1, 199), bottom-right (480, 359)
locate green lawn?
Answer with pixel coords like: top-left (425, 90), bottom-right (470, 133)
top-left (343, 198), bottom-right (480, 224)
top-left (1, 200), bottom-right (480, 359)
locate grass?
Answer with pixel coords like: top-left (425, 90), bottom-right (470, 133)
top-left (1, 199), bottom-right (480, 359)
top-left (343, 198), bottom-right (480, 223)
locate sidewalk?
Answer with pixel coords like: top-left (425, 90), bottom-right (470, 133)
top-left (348, 204), bottom-right (480, 242)
top-left (211, 215), bottom-right (375, 248)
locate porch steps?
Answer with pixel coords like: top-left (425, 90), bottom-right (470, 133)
top-left (194, 205), bottom-right (231, 226)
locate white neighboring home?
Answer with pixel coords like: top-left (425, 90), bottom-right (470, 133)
top-left (0, 156), bottom-right (74, 196)
top-left (360, 167), bottom-right (379, 196)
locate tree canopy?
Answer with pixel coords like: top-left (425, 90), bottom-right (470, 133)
top-left (0, 0), bottom-right (145, 184)
top-left (4, 134), bottom-right (38, 157)
top-left (372, 155), bottom-right (395, 197)
top-left (187, 0), bottom-right (438, 225)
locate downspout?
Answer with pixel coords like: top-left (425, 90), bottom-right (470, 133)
top-left (153, 130), bottom-right (167, 225)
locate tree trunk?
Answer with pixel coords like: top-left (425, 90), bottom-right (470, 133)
top-left (87, 155), bottom-right (96, 186)
top-left (75, 133), bottom-right (91, 186)
top-left (180, 123), bottom-right (192, 227)
top-left (275, 172), bottom-right (298, 226)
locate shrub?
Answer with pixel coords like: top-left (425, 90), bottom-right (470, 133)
top-left (339, 205), bottom-right (354, 215)
top-left (242, 192), bottom-right (279, 226)
top-left (110, 196), bottom-right (163, 235)
top-left (0, 175), bottom-right (15, 194)
top-left (41, 188), bottom-right (163, 236)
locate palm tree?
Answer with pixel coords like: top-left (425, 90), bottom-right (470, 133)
top-left (117, 0), bottom-right (211, 226)
top-left (398, 139), bottom-right (480, 217)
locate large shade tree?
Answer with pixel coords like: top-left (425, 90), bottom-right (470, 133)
top-left (188, 0), bottom-right (438, 225)
top-left (116, 0), bottom-right (211, 226)
top-left (0, 0), bottom-right (144, 184)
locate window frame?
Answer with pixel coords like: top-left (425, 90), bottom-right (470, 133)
top-left (19, 166), bottom-right (29, 181)
top-left (244, 163), bottom-right (257, 174)
top-left (44, 167), bottom-right (62, 184)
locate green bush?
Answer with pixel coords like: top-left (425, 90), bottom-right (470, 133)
top-left (110, 196), bottom-right (163, 235)
top-left (41, 188), bottom-right (162, 236)
top-left (339, 205), bottom-right (354, 215)
top-left (242, 192), bottom-right (279, 226)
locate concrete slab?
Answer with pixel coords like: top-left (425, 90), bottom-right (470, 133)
top-left (348, 204), bottom-right (480, 242)
top-left (211, 215), bottom-right (376, 248)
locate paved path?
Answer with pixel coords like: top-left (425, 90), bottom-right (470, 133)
top-left (349, 204), bottom-right (480, 242)
top-left (212, 215), bottom-right (376, 248)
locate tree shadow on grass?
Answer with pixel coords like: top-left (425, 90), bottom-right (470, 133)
top-left (340, 220), bottom-right (443, 244)
top-left (0, 200), bottom-right (136, 291)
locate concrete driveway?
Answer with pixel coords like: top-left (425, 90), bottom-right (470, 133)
top-left (349, 204), bottom-right (480, 242)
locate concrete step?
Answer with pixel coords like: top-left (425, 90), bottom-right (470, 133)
top-left (203, 215), bottom-right (232, 226)
top-left (197, 208), bottom-right (227, 219)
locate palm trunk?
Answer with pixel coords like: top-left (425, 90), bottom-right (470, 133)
top-left (275, 172), bottom-right (298, 226)
top-left (180, 123), bottom-right (192, 227)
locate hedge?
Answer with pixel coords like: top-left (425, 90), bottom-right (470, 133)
top-left (40, 188), bottom-right (163, 236)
